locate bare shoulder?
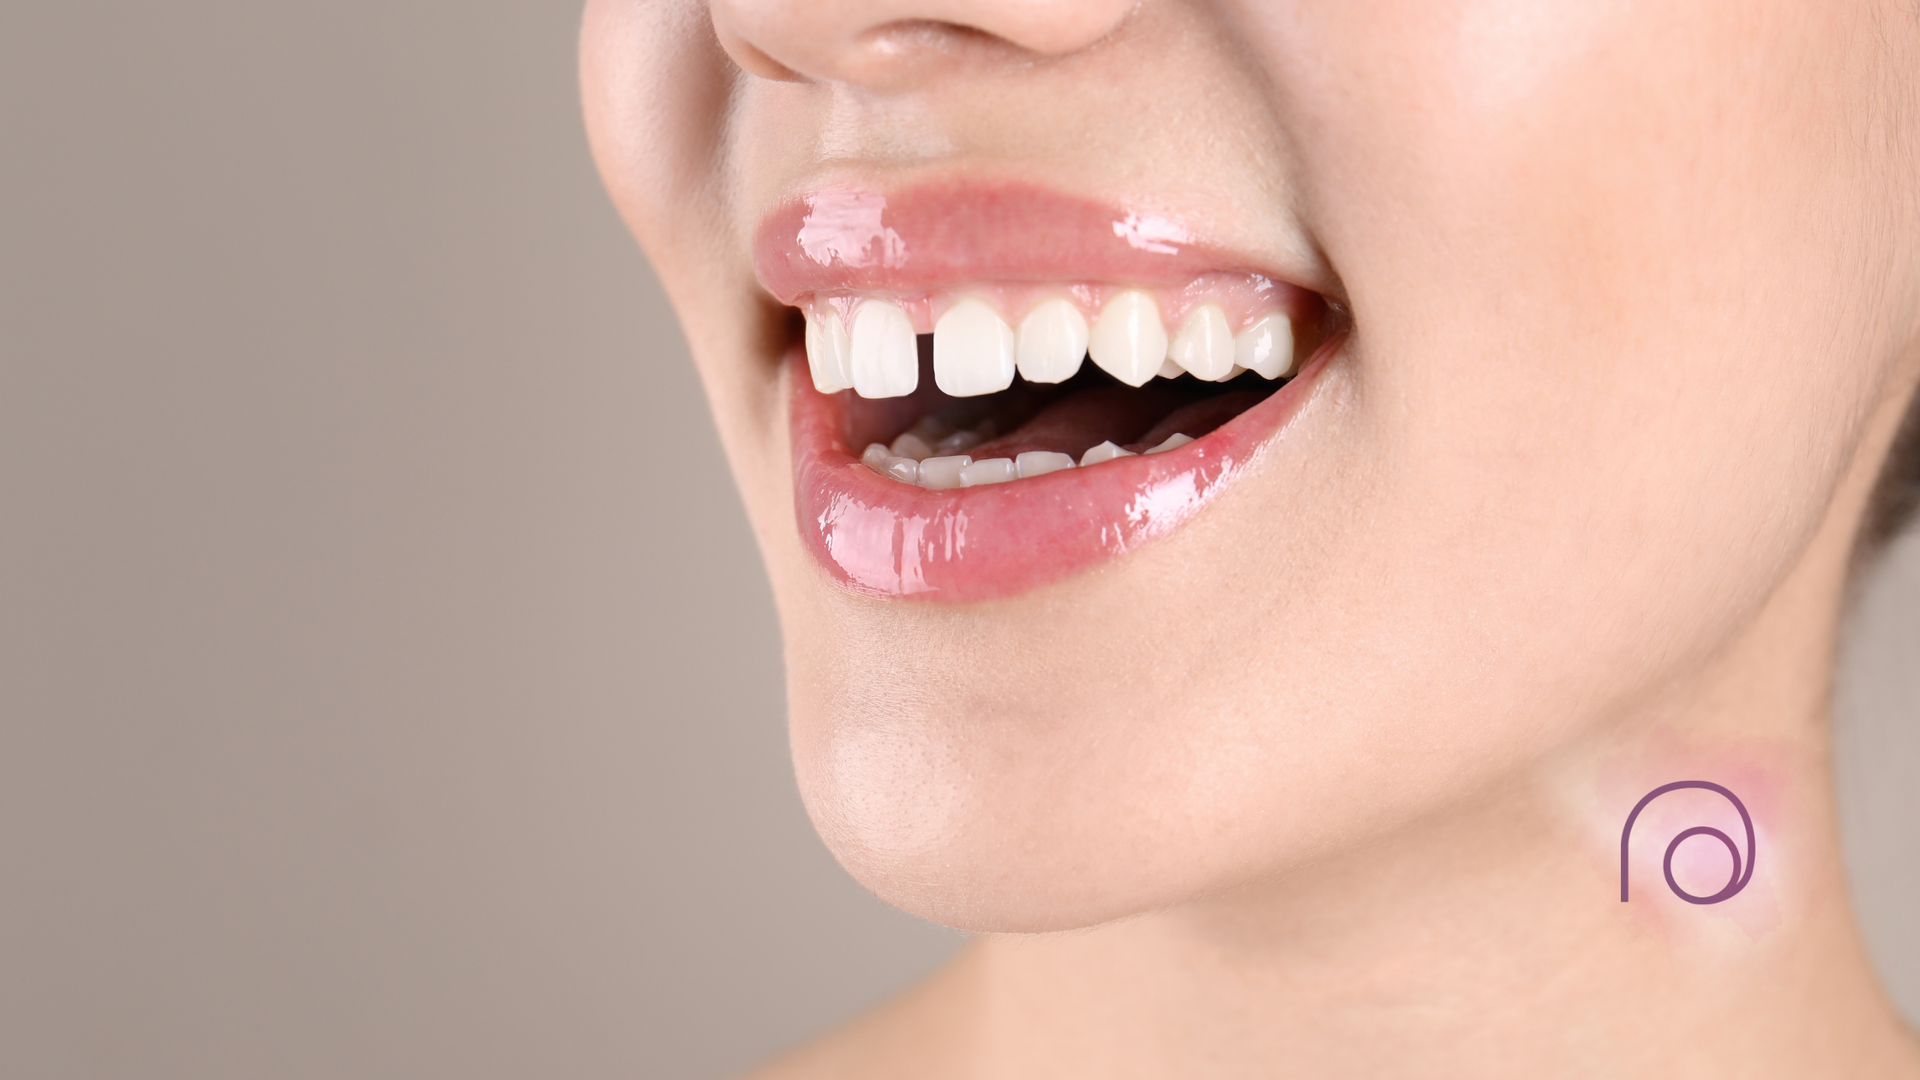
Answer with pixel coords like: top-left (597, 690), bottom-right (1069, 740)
top-left (737, 944), bottom-right (983, 1080)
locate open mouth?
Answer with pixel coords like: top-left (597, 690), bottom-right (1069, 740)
top-left (760, 182), bottom-right (1344, 601)
top-left (806, 280), bottom-right (1322, 489)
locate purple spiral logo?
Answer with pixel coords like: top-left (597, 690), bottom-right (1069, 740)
top-left (1619, 780), bottom-right (1755, 904)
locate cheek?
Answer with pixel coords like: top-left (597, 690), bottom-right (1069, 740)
top-left (1268, 0), bottom-right (1879, 658)
top-left (581, 0), bottom-right (737, 260)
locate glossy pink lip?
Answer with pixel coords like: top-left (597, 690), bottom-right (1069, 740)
top-left (762, 180), bottom-right (1334, 602)
top-left (791, 346), bottom-right (1331, 602)
top-left (755, 180), bottom-right (1303, 302)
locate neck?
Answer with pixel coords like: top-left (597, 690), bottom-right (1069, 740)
top-left (961, 765), bottom-right (1908, 1078)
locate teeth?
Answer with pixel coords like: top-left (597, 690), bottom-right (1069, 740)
top-left (805, 307), bottom-right (854, 393)
top-left (849, 300), bottom-right (919, 399)
top-left (1088, 290), bottom-right (1169, 388)
top-left (863, 425), bottom-right (1200, 483)
top-left (823, 291), bottom-right (1299, 397)
top-left (1079, 440), bottom-right (1136, 466)
top-left (1015, 451), bottom-right (1076, 478)
top-left (1015, 299), bottom-right (1088, 384)
top-left (959, 457), bottom-right (1017, 487)
top-left (918, 455), bottom-right (972, 489)
top-left (889, 431), bottom-right (935, 461)
top-left (1170, 304), bottom-right (1236, 382)
top-left (934, 429), bottom-right (983, 455)
top-left (933, 299), bottom-right (1016, 397)
top-left (1235, 311), bottom-right (1294, 380)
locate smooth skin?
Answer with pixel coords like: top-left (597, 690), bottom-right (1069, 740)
top-left (582, 0), bottom-right (1920, 1075)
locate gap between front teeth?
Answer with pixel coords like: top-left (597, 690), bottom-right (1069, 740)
top-left (806, 289), bottom-right (1295, 399)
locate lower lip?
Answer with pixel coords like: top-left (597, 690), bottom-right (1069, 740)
top-left (789, 345), bottom-right (1334, 603)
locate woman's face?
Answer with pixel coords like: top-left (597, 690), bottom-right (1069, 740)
top-left (583, 0), bottom-right (1919, 931)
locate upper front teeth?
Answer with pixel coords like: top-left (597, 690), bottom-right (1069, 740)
top-left (1015, 298), bottom-right (1088, 384)
top-left (805, 306), bottom-right (853, 393)
top-left (849, 300), bottom-right (919, 398)
top-left (933, 298), bottom-right (1016, 397)
top-left (805, 288), bottom-right (1298, 399)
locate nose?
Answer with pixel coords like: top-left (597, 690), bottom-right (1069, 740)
top-left (710, 0), bottom-right (1134, 86)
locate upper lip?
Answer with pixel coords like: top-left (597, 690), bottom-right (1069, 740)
top-left (752, 178), bottom-right (1329, 304)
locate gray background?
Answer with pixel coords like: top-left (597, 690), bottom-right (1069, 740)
top-left (0, 2), bottom-right (1911, 1077)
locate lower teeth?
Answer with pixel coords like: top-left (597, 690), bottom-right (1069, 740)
top-left (860, 428), bottom-right (1193, 489)
top-left (846, 335), bottom-right (1294, 490)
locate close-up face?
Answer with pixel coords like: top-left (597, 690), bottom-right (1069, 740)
top-left (582, 0), bottom-right (1920, 933)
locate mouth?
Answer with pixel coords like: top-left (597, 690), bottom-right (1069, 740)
top-left (759, 181), bottom-right (1345, 602)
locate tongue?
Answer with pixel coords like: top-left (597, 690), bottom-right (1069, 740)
top-left (972, 384), bottom-right (1272, 459)
top-left (1132, 389), bottom-right (1271, 451)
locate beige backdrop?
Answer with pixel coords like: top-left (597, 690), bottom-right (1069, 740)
top-left (1, 2), bottom-right (1912, 1077)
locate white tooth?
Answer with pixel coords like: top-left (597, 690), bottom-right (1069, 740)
top-left (1146, 432), bottom-right (1194, 454)
top-left (1088, 290), bottom-right (1169, 388)
top-left (959, 457), bottom-right (1017, 486)
top-left (908, 414), bottom-right (956, 443)
top-left (1015, 451), bottom-right (1076, 478)
top-left (805, 306), bottom-right (854, 392)
top-left (933, 299), bottom-right (1016, 397)
top-left (849, 300), bottom-right (919, 398)
top-left (917, 455), bottom-right (972, 489)
top-left (1079, 440), bottom-right (1136, 466)
top-left (1170, 304), bottom-right (1236, 382)
top-left (890, 432), bottom-right (934, 461)
top-left (1015, 299), bottom-right (1089, 384)
top-left (1158, 357), bottom-right (1184, 379)
top-left (1235, 311), bottom-right (1295, 380)
top-left (861, 443), bottom-right (890, 470)
top-left (935, 429), bottom-right (982, 455)
top-left (884, 456), bottom-right (921, 483)
top-left (805, 317), bottom-right (831, 388)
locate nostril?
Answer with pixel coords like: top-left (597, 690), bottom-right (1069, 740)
top-left (711, 13), bottom-right (810, 82)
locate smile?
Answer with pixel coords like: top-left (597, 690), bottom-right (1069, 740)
top-left (758, 181), bottom-right (1344, 601)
